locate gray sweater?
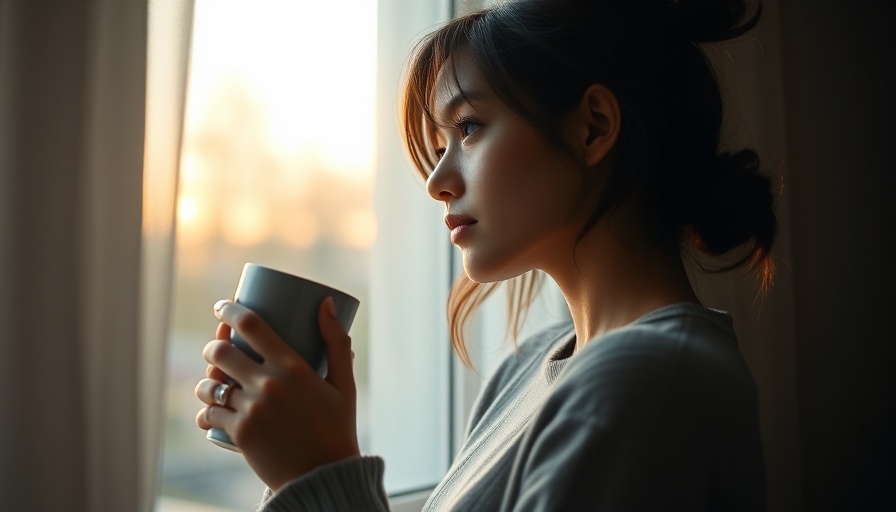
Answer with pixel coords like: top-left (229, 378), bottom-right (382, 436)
top-left (259, 303), bottom-right (766, 511)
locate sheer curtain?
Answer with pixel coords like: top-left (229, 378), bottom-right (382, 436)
top-left (0, 0), bottom-right (192, 511)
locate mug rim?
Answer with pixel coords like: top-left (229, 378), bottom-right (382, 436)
top-left (242, 262), bottom-right (360, 305)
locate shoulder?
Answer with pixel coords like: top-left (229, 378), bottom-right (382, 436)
top-left (573, 303), bottom-right (749, 383)
top-left (502, 305), bottom-right (766, 510)
top-left (551, 304), bottom-right (758, 424)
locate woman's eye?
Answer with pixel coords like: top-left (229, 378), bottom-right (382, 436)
top-left (433, 118), bottom-right (480, 159)
top-left (456, 118), bottom-right (481, 138)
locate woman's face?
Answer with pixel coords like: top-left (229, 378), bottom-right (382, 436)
top-left (426, 51), bottom-right (584, 283)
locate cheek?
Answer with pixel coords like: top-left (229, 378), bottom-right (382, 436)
top-left (481, 136), bottom-right (574, 215)
top-left (476, 129), bottom-right (551, 193)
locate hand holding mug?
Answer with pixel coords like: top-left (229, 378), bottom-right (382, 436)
top-left (194, 264), bottom-right (361, 491)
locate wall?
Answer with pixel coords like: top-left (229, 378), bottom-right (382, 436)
top-left (778, 1), bottom-right (896, 510)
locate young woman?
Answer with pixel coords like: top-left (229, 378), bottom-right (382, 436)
top-left (195, 0), bottom-right (776, 510)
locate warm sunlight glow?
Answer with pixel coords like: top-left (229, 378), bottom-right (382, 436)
top-left (337, 208), bottom-right (377, 250)
top-left (277, 209), bottom-right (320, 248)
top-left (175, 0), bottom-right (377, 252)
top-left (187, 0), bottom-right (376, 177)
top-left (221, 198), bottom-right (271, 246)
top-left (176, 196), bottom-right (213, 246)
top-left (177, 196), bottom-right (199, 224)
top-left (179, 151), bottom-right (204, 187)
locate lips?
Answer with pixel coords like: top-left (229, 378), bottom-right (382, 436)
top-left (445, 213), bottom-right (478, 245)
top-left (444, 213), bottom-right (477, 230)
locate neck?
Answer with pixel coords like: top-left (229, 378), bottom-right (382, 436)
top-left (541, 219), bottom-right (700, 351)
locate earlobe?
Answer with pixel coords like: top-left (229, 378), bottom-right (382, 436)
top-left (579, 84), bottom-right (621, 168)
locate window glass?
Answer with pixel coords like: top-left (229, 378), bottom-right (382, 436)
top-left (160, 1), bottom-right (379, 509)
top-left (159, 1), bottom-right (457, 509)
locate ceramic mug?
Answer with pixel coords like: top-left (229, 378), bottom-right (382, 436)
top-left (206, 263), bottom-right (360, 451)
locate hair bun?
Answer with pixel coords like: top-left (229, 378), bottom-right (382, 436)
top-left (689, 149), bottom-right (776, 258)
top-left (666, 0), bottom-right (761, 43)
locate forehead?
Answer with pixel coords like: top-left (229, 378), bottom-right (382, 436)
top-left (431, 50), bottom-right (491, 120)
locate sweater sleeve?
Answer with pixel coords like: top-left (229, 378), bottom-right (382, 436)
top-left (499, 326), bottom-right (765, 512)
top-left (257, 456), bottom-right (390, 512)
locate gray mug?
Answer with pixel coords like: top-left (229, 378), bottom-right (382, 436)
top-left (207, 263), bottom-right (360, 451)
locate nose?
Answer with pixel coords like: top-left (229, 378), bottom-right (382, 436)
top-left (426, 152), bottom-right (464, 202)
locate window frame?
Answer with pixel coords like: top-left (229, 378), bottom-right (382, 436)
top-left (370, 0), bottom-right (455, 499)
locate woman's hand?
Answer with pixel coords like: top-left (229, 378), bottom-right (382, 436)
top-left (194, 297), bottom-right (360, 492)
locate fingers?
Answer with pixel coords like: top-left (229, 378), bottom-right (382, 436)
top-left (195, 379), bottom-right (242, 431)
top-left (319, 297), bottom-right (356, 397)
top-left (194, 378), bottom-right (241, 407)
top-left (195, 403), bottom-right (237, 432)
top-left (215, 321), bottom-right (231, 341)
top-left (214, 300), bottom-right (298, 365)
top-left (207, 364), bottom-right (230, 382)
top-left (195, 407), bottom-right (212, 430)
top-left (202, 338), bottom-right (257, 384)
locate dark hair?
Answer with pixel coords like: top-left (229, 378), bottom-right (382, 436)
top-left (402, 0), bottom-right (777, 364)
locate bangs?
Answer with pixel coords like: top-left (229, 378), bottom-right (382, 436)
top-left (401, 13), bottom-right (486, 178)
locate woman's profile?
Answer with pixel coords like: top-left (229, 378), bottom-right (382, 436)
top-left (195, 0), bottom-right (776, 510)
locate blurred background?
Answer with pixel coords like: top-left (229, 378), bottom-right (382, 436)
top-left (159, 1), bottom-right (376, 509)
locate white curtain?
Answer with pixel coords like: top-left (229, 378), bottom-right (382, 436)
top-left (0, 0), bottom-right (192, 511)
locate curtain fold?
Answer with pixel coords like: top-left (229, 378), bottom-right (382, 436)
top-left (0, 0), bottom-right (191, 510)
top-left (79, 1), bottom-right (149, 510)
top-left (142, 0), bottom-right (195, 509)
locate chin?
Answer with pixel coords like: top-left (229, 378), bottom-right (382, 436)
top-left (462, 255), bottom-right (527, 284)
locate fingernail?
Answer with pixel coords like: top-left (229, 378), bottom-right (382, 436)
top-left (324, 297), bottom-right (337, 319)
top-left (214, 300), bottom-right (227, 316)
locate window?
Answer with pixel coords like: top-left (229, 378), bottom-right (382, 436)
top-left (158, 1), bottom-right (453, 510)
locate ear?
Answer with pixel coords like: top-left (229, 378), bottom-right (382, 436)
top-left (572, 84), bottom-right (621, 168)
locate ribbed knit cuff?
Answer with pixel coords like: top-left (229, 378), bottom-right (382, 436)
top-left (259, 456), bottom-right (389, 512)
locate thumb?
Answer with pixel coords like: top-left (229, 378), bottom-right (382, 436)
top-left (318, 297), bottom-right (356, 397)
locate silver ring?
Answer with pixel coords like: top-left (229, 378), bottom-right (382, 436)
top-left (214, 382), bottom-right (233, 407)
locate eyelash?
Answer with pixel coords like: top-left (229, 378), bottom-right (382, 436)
top-left (434, 116), bottom-right (482, 159)
top-left (455, 116), bottom-right (481, 137)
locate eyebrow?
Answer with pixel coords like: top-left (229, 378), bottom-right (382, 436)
top-left (435, 88), bottom-right (488, 126)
